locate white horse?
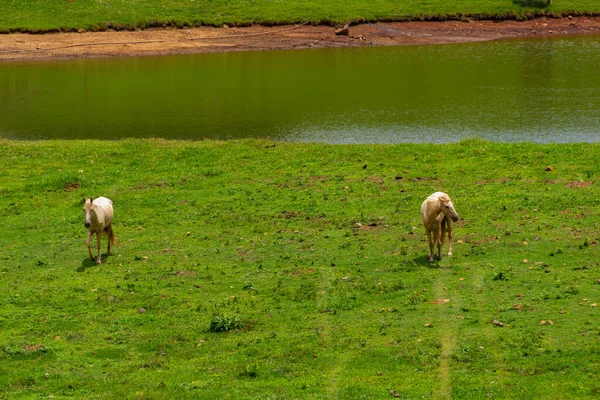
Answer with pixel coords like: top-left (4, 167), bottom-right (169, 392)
top-left (421, 192), bottom-right (459, 262)
top-left (83, 197), bottom-right (115, 264)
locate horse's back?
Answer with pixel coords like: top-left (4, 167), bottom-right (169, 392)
top-left (94, 197), bottom-right (114, 225)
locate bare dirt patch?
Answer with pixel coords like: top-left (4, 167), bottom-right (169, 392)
top-left (565, 180), bottom-right (594, 188)
top-left (1, 17), bottom-right (599, 61)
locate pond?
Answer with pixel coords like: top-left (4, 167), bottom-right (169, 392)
top-left (1, 35), bottom-right (599, 143)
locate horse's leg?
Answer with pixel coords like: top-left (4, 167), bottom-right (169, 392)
top-left (436, 236), bottom-right (442, 260)
top-left (447, 219), bottom-right (453, 257)
top-left (105, 225), bottom-right (113, 255)
top-left (87, 230), bottom-right (94, 261)
top-left (440, 219), bottom-right (447, 260)
top-left (435, 224), bottom-right (442, 260)
top-left (96, 229), bottom-right (102, 264)
top-left (426, 229), bottom-right (434, 262)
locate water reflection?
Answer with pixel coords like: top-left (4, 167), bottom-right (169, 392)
top-left (1, 36), bottom-right (599, 142)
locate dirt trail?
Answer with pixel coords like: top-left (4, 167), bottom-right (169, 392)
top-left (1, 17), bottom-right (599, 61)
top-left (432, 269), bottom-right (455, 400)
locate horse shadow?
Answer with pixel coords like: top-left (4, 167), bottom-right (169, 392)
top-left (398, 255), bottom-right (439, 270)
top-left (412, 256), bottom-right (445, 269)
top-left (77, 254), bottom-right (112, 272)
top-left (409, 255), bottom-right (457, 269)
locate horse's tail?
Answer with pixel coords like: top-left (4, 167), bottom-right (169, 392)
top-left (104, 225), bottom-right (116, 246)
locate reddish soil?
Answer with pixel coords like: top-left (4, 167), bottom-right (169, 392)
top-left (1, 17), bottom-right (599, 61)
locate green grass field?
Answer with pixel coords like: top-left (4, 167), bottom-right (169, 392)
top-left (1, 0), bottom-right (599, 33)
top-left (1, 139), bottom-right (599, 398)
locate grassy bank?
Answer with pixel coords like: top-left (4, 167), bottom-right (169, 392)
top-left (1, 0), bottom-right (599, 33)
top-left (1, 139), bottom-right (600, 399)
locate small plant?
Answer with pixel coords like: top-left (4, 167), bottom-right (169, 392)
top-left (492, 271), bottom-right (510, 281)
top-left (563, 282), bottom-right (580, 296)
top-left (390, 280), bottom-right (406, 291)
top-left (238, 362), bottom-right (259, 378)
top-left (407, 292), bottom-right (424, 305)
top-left (325, 291), bottom-right (359, 312)
top-left (550, 248), bottom-right (563, 256)
top-left (209, 313), bottom-right (244, 333)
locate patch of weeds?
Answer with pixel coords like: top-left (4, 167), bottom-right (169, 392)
top-left (466, 245), bottom-right (487, 257)
top-left (339, 241), bottom-right (352, 250)
top-left (140, 355), bottom-right (168, 369)
top-left (550, 248), bottom-right (563, 256)
top-left (34, 172), bottom-right (80, 193)
top-left (390, 279), bottom-right (406, 291)
top-left (561, 281), bottom-right (580, 297)
top-left (291, 279), bottom-right (317, 302)
top-left (66, 332), bottom-right (86, 341)
top-left (411, 340), bottom-right (442, 367)
top-left (452, 342), bottom-right (490, 364)
top-left (579, 239), bottom-right (590, 249)
top-left (14, 376), bottom-right (36, 389)
top-left (6, 202), bottom-right (21, 216)
top-left (407, 292), bottom-right (426, 305)
top-left (340, 386), bottom-right (373, 399)
top-left (399, 260), bottom-right (418, 272)
top-left (326, 291), bottom-right (360, 312)
top-left (1, 343), bottom-right (49, 358)
top-left (201, 168), bottom-right (224, 177)
top-left (1, 344), bottom-right (27, 357)
top-left (531, 289), bottom-right (552, 301)
top-left (209, 313), bottom-right (244, 333)
top-left (502, 330), bottom-right (542, 357)
top-left (378, 318), bottom-right (392, 336)
top-left (238, 362), bottom-right (259, 378)
top-left (492, 270), bottom-right (510, 281)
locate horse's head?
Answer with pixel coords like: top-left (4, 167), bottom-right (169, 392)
top-left (438, 194), bottom-right (459, 222)
top-left (83, 197), bottom-right (94, 228)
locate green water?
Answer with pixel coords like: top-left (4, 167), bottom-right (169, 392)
top-left (1, 36), bottom-right (599, 142)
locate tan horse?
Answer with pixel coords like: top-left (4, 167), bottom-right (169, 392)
top-left (421, 192), bottom-right (459, 262)
top-left (83, 197), bottom-right (115, 264)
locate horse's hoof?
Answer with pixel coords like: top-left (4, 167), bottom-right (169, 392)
top-left (448, 252), bottom-right (453, 257)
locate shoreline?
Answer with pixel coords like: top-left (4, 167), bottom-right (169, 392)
top-left (1, 16), bottom-right (599, 61)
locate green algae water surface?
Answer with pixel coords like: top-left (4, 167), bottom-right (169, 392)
top-left (1, 36), bottom-right (599, 142)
